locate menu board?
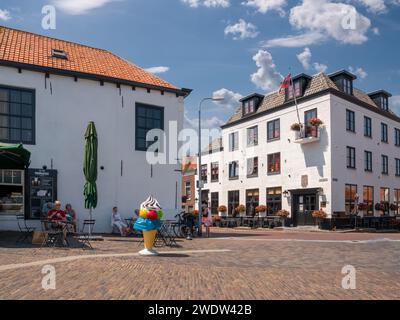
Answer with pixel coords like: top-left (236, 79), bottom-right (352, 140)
top-left (25, 169), bottom-right (57, 219)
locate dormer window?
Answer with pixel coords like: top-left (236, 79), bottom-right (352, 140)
top-left (285, 74), bottom-right (311, 102)
top-left (368, 90), bottom-right (392, 112)
top-left (329, 70), bottom-right (356, 96)
top-left (51, 48), bottom-right (68, 60)
top-left (240, 93), bottom-right (264, 117)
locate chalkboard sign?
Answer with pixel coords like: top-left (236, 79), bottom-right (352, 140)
top-left (25, 169), bottom-right (57, 220)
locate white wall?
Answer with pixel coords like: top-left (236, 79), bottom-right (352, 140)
top-left (330, 94), bottom-right (400, 216)
top-left (0, 66), bottom-right (184, 232)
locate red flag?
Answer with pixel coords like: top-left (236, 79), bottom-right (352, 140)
top-left (278, 73), bottom-right (292, 95)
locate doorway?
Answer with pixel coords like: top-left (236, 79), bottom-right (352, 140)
top-left (293, 193), bottom-right (318, 226)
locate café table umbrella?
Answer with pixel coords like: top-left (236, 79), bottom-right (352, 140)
top-left (83, 121), bottom-right (98, 235)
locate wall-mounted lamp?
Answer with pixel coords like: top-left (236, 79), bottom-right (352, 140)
top-left (283, 190), bottom-right (290, 198)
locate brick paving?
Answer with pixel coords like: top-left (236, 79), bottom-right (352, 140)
top-left (0, 228), bottom-right (399, 300)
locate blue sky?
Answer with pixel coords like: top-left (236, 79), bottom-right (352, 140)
top-left (1, 0), bottom-right (400, 130)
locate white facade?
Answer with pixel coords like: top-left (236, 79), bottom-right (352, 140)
top-left (196, 87), bottom-right (400, 225)
top-left (0, 65), bottom-right (185, 232)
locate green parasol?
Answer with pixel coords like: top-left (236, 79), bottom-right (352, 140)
top-left (0, 143), bottom-right (31, 169)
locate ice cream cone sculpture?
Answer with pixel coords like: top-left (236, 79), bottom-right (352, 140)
top-left (134, 195), bottom-right (163, 256)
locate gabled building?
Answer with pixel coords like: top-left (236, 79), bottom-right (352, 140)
top-left (196, 70), bottom-right (400, 226)
top-left (0, 26), bottom-right (191, 231)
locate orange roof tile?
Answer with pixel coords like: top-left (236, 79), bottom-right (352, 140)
top-left (0, 26), bottom-right (181, 92)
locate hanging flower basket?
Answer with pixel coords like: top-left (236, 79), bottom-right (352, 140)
top-left (312, 210), bottom-right (327, 219)
top-left (236, 204), bottom-right (246, 217)
top-left (218, 205), bottom-right (228, 217)
top-left (290, 123), bottom-right (302, 131)
top-left (182, 195), bottom-right (188, 203)
top-left (375, 203), bottom-right (385, 212)
top-left (256, 205), bottom-right (267, 217)
top-left (277, 209), bottom-right (289, 218)
top-left (357, 203), bottom-right (368, 211)
top-left (390, 203), bottom-right (399, 212)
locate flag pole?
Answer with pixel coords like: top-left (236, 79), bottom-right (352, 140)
top-left (289, 69), bottom-right (302, 134)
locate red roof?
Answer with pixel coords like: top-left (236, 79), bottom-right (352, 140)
top-left (0, 26), bottom-right (179, 91)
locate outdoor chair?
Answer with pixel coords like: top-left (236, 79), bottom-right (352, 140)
top-left (159, 222), bottom-right (178, 247)
top-left (75, 219), bottom-right (96, 250)
top-left (16, 215), bottom-right (35, 244)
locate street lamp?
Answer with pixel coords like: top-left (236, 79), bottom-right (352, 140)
top-left (198, 97), bottom-right (224, 236)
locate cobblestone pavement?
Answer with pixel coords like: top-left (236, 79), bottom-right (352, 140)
top-left (0, 229), bottom-right (399, 300)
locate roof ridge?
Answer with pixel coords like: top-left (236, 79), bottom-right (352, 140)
top-left (0, 25), bottom-right (110, 53)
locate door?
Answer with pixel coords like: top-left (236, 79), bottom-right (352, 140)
top-left (294, 194), bottom-right (317, 226)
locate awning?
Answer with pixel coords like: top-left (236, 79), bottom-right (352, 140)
top-left (0, 143), bottom-right (31, 169)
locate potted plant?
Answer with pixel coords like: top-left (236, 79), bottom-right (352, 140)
top-left (255, 205), bottom-right (267, 217)
top-left (218, 205), bottom-right (228, 217)
top-left (312, 209), bottom-right (327, 228)
top-left (236, 204), bottom-right (247, 217)
top-left (277, 209), bottom-right (289, 227)
top-left (191, 209), bottom-right (199, 218)
top-left (308, 117), bottom-right (323, 127)
top-left (390, 203), bottom-right (399, 216)
top-left (182, 195), bottom-right (188, 203)
top-left (375, 202), bottom-right (386, 216)
top-left (290, 123), bottom-right (302, 131)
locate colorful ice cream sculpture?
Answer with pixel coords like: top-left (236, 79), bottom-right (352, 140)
top-left (134, 195), bottom-right (163, 256)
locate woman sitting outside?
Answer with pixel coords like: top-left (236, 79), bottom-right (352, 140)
top-left (48, 200), bottom-right (67, 245)
top-left (111, 207), bottom-right (128, 236)
top-left (65, 203), bottom-right (77, 232)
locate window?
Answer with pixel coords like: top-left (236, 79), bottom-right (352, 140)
top-left (229, 132), bottom-right (239, 151)
top-left (396, 158), bottom-right (400, 176)
top-left (0, 86), bottom-right (35, 144)
top-left (246, 189), bottom-right (259, 216)
top-left (394, 189), bottom-right (400, 215)
top-left (364, 151), bottom-right (372, 172)
top-left (247, 126), bottom-right (258, 146)
top-left (346, 109), bottom-right (355, 132)
top-left (287, 80), bottom-right (301, 100)
top-left (380, 187), bottom-right (390, 215)
top-left (267, 119), bottom-right (280, 141)
top-left (211, 162), bottom-right (219, 182)
top-left (228, 190), bottom-right (239, 216)
top-left (266, 187), bottom-right (282, 216)
top-left (0, 169), bottom-right (24, 215)
top-left (343, 78), bottom-right (352, 94)
top-left (345, 184), bottom-right (357, 215)
top-left (200, 164), bottom-right (207, 183)
top-left (51, 48), bottom-right (68, 59)
top-left (246, 157), bottom-right (258, 177)
top-left (267, 153), bottom-right (281, 174)
top-left (184, 181), bottom-right (191, 200)
top-left (395, 129), bottom-right (400, 146)
top-left (305, 109), bottom-right (317, 138)
top-left (210, 192), bottom-right (219, 215)
top-left (346, 147), bottom-right (356, 169)
top-left (229, 161), bottom-right (239, 179)
top-left (381, 97), bottom-right (388, 111)
top-left (381, 123), bottom-right (388, 143)
top-left (135, 103), bottom-right (164, 151)
top-left (382, 155), bottom-right (388, 175)
top-left (243, 99), bottom-right (256, 115)
top-left (364, 116), bottom-right (372, 137)
top-left (363, 186), bottom-right (374, 216)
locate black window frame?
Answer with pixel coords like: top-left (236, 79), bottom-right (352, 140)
top-left (267, 152), bottom-right (281, 175)
top-left (229, 161), bottom-right (239, 180)
top-left (364, 116), bottom-right (372, 138)
top-left (363, 186), bottom-right (374, 216)
top-left (228, 190), bottom-right (240, 216)
top-left (381, 155), bottom-right (389, 175)
top-left (229, 131), bottom-right (239, 151)
top-left (267, 118), bottom-right (280, 141)
top-left (346, 109), bottom-right (355, 133)
top-left (345, 184), bottom-right (357, 215)
top-left (200, 164), bottom-right (208, 183)
top-left (210, 192), bottom-right (219, 215)
top-left (135, 103), bottom-right (164, 151)
top-left (0, 85), bottom-right (36, 145)
top-left (210, 162), bottom-right (219, 182)
top-left (395, 128), bottom-right (400, 147)
top-left (364, 151), bottom-right (372, 172)
top-left (381, 122), bottom-right (388, 143)
top-left (266, 187), bottom-right (282, 216)
top-left (346, 146), bottom-right (356, 169)
top-left (396, 158), bottom-right (400, 177)
top-left (246, 125), bottom-right (258, 147)
top-left (246, 157), bottom-right (258, 178)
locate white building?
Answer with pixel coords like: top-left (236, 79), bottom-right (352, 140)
top-left (0, 26), bottom-right (191, 232)
top-left (196, 71), bottom-right (400, 226)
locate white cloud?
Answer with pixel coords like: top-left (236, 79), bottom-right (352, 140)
top-left (263, 31), bottom-right (325, 48)
top-left (181, 0), bottom-right (230, 8)
top-left (250, 50), bottom-right (283, 92)
top-left (145, 66), bottom-right (170, 74)
top-left (242, 0), bottom-right (287, 15)
top-left (297, 47), bottom-right (312, 70)
top-left (265, 0), bottom-right (371, 47)
top-left (212, 88), bottom-right (243, 109)
top-left (224, 19), bottom-right (259, 40)
top-left (372, 27), bottom-right (380, 35)
top-left (52, 0), bottom-right (118, 15)
top-left (313, 62), bottom-right (328, 73)
top-left (0, 9), bottom-right (11, 21)
top-left (356, 0), bottom-right (386, 13)
top-left (349, 66), bottom-right (368, 79)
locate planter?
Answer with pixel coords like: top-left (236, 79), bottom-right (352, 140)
top-left (219, 211), bottom-right (227, 217)
top-left (258, 211), bottom-right (266, 217)
top-left (239, 211), bottom-right (246, 217)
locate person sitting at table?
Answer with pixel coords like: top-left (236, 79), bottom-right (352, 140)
top-left (48, 200), bottom-right (67, 245)
top-left (111, 206), bottom-right (128, 236)
top-left (65, 203), bottom-right (77, 232)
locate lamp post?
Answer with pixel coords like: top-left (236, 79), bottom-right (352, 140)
top-left (198, 97), bottom-right (224, 236)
